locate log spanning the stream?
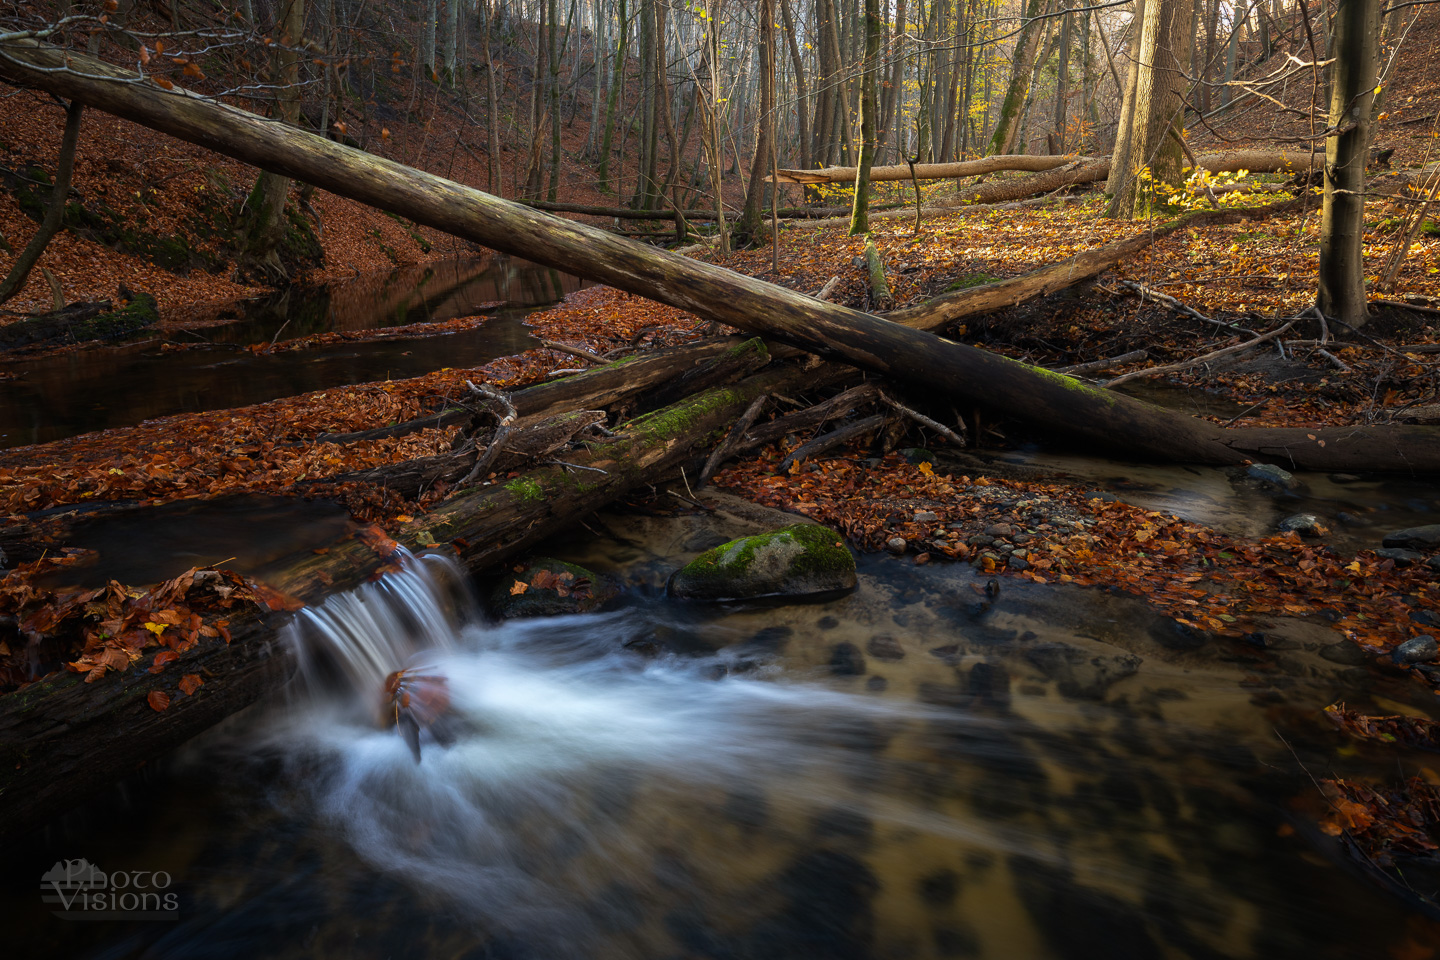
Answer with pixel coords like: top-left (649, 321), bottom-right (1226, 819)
top-left (0, 351), bottom-right (850, 837)
top-left (1, 41), bottom-right (1436, 472)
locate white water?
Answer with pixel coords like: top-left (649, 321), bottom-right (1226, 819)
top-left (273, 550), bottom-right (987, 955)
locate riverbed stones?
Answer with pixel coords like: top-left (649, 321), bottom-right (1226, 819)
top-left (1246, 463), bottom-right (1301, 490)
top-left (1383, 525), bottom-right (1440, 550)
top-left (886, 536), bottom-right (907, 554)
top-left (488, 558), bottom-right (615, 619)
top-left (866, 635), bottom-right (905, 661)
top-left (1377, 547), bottom-right (1425, 565)
top-left (1278, 513), bottom-right (1329, 538)
top-left (667, 523), bottom-right (857, 601)
top-left (1024, 642), bottom-right (1141, 699)
top-left (1393, 635), bottom-right (1439, 665)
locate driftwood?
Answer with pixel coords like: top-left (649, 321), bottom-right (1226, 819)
top-left (2, 42), bottom-right (1436, 474)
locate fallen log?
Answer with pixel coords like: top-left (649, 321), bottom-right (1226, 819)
top-left (0, 359), bottom-right (814, 837)
top-left (777, 148), bottom-right (1313, 192)
top-left (769, 154), bottom-right (1081, 184)
top-left (2, 41), bottom-right (1435, 472)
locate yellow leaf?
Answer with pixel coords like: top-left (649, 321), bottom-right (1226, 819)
top-left (917, 460), bottom-right (934, 476)
top-left (143, 621), bottom-right (167, 635)
top-left (509, 580), bottom-right (528, 596)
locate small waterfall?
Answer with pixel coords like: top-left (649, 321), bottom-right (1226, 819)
top-left (267, 551), bottom-right (1003, 957)
top-left (284, 548), bottom-right (476, 695)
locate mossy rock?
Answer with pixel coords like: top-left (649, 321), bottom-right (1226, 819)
top-left (667, 523), bottom-right (857, 602)
top-left (488, 558), bottom-right (616, 620)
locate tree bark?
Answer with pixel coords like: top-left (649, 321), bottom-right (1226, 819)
top-left (1108, 0), bottom-right (1194, 217)
top-left (3, 39), bottom-right (1434, 473)
top-left (848, 0), bottom-right (882, 235)
top-left (988, 0), bottom-right (1049, 155)
top-left (1318, 0), bottom-right (1380, 327)
top-left (0, 100), bottom-right (83, 306)
top-left (738, 0), bottom-right (777, 243)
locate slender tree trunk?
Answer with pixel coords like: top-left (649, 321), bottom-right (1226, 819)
top-left (877, 0), bottom-right (908, 163)
top-left (1114, 0), bottom-right (1194, 217)
top-left (1103, 0), bottom-right (1146, 214)
top-left (849, 0), bottom-right (882, 234)
top-left (739, 0), bottom-right (777, 243)
top-left (1054, 4), bottom-right (1072, 152)
top-left (422, 0), bottom-right (439, 72)
top-left (778, 0), bottom-right (811, 173)
top-left (1318, 0), bottom-right (1379, 326)
top-left (443, 0), bottom-right (460, 79)
top-left (547, 0), bottom-right (562, 201)
top-left (597, 0), bottom-right (629, 190)
top-left (0, 100), bottom-right (83, 305)
top-left (987, 0), bottom-right (1048, 155)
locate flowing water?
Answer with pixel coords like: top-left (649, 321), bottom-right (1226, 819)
top-left (0, 257), bottom-right (586, 449)
top-left (7, 503), bottom-right (1440, 960)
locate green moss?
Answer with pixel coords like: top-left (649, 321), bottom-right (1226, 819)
top-left (671, 523), bottom-right (856, 600)
top-left (70, 292), bottom-right (159, 341)
top-left (946, 272), bottom-right (1002, 291)
top-left (627, 387), bottom-right (743, 442)
top-left (505, 476), bottom-right (547, 502)
top-left (1023, 361), bottom-right (1118, 405)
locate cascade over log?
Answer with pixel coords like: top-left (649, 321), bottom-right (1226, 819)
top-left (0, 40), bottom-right (1435, 472)
top-left (0, 359), bottom-right (810, 838)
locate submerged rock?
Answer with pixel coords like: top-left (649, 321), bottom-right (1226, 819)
top-left (1278, 513), bottom-right (1329, 538)
top-left (1376, 547), bottom-right (1425, 565)
top-left (489, 558), bottom-right (615, 619)
top-left (1245, 463), bottom-right (1301, 491)
top-left (1383, 525), bottom-right (1440, 550)
top-left (1025, 642), bottom-right (1141, 699)
top-left (667, 523), bottom-right (857, 602)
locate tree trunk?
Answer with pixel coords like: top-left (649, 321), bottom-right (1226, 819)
top-left (597, 0), bottom-right (629, 190)
top-left (4, 39), bottom-right (1433, 473)
top-left (848, 0), bottom-right (883, 235)
top-left (988, 0), bottom-right (1048, 155)
top-left (1105, 0), bottom-right (1145, 199)
top-left (1054, 4), bottom-right (1072, 152)
top-left (0, 100), bottom-right (83, 306)
top-left (1108, 0), bottom-right (1194, 217)
top-left (239, 0), bottom-right (304, 276)
top-left (778, 0), bottom-right (811, 173)
top-left (1318, 0), bottom-right (1379, 327)
top-left (738, 0), bottom-right (777, 243)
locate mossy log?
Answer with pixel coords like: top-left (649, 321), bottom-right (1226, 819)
top-left (0, 360), bottom-right (810, 837)
top-left (2, 41), bottom-right (1436, 472)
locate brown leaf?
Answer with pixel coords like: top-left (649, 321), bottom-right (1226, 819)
top-left (147, 690), bottom-right (171, 712)
top-left (178, 674), bottom-right (203, 696)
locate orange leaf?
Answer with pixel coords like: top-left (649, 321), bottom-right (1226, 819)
top-left (147, 690), bottom-right (171, 712)
top-left (509, 580), bottom-right (528, 595)
top-left (178, 674), bottom-right (204, 696)
top-left (148, 649), bottom-right (180, 673)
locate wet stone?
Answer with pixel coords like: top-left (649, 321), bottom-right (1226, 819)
top-left (984, 523), bottom-right (1014, 538)
top-left (918, 869), bottom-right (962, 908)
top-left (887, 536), bottom-right (908, 554)
top-left (1383, 525), bottom-right (1440, 549)
top-left (915, 511), bottom-right (939, 523)
top-left (1393, 635), bottom-right (1439, 665)
top-left (1246, 462), bottom-right (1301, 490)
top-left (866, 635), bottom-right (905, 661)
top-left (668, 523), bottom-right (857, 601)
top-left (866, 675), bottom-right (888, 692)
top-left (1025, 642), bottom-right (1141, 699)
top-left (1320, 640), bottom-right (1370, 666)
top-left (1006, 555), bottom-right (1030, 571)
top-left (828, 642), bottom-right (866, 676)
top-left (1278, 513), bottom-right (1329, 538)
top-left (1377, 547), bottom-right (1425, 565)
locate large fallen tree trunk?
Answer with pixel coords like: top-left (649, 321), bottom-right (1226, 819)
top-left (770, 154), bottom-right (1081, 184)
top-left (1, 40), bottom-right (1435, 472)
top-left (774, 148), bottom-right (1313, 189)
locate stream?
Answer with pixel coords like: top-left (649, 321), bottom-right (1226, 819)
top-left (6, 263), bottom-right (1440, 957)
top-left (5, 497), bottom-right (1440, 959)
top-left (0, 257), bottom-right (586, 449)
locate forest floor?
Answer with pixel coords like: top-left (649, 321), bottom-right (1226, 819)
top-left (2, 190), bottom-right (1438, 693)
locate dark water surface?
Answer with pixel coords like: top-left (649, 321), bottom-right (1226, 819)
top-left (5, 503), bottom-right (1439, 960)
top-left (0, 257), bottom-right (587, 449)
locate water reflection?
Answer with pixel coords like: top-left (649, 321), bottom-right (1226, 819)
top-left (0, 257), bottom-right (587, 449)
top-left (6, 507), bottom-right (1440, 959)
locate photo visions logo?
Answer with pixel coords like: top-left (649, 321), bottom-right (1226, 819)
top-left (40, 859), bottom-right (179, 920)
